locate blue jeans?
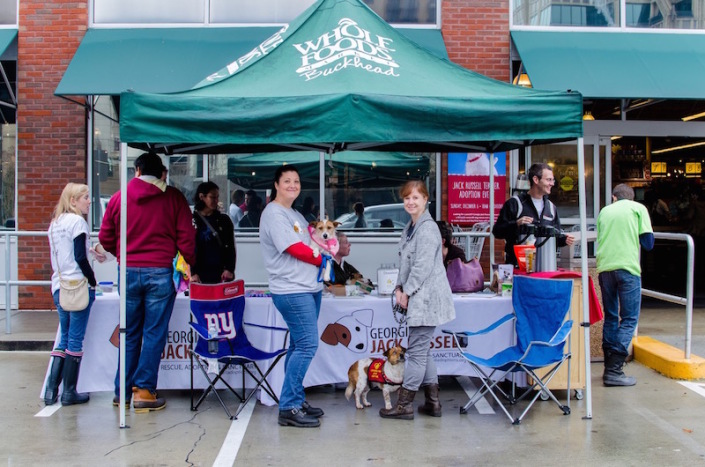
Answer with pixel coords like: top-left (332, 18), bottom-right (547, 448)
top-left (271, 291), bottom-right (322, 411)
top-left (599, 269), bottom-right (642, 356)
top-left (53, 289), bottom-right (95, 354)
top-left (114, 267), bottom-right (176, 395)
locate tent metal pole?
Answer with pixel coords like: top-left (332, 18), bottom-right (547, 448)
top-left (119, 142), bottom-right (128, 428)
top-left (489, 152), bottom-right (495, 249)
top-left (576, 137), bottom-right (593, 419)
top-left (319, 152), bottom-right (325, 220)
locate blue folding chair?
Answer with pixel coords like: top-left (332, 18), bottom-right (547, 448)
top-left (444, 275), bottom-right (574, 424)
top-left (189, 280), bottom-right (289, 419)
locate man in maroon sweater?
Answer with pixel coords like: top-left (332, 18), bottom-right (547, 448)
top-left (99, 152), bottom-right (195, 412)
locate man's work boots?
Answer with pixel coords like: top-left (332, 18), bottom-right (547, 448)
top-left (603, 351), bottom-right (636, 387)
top-left (132, 387), bottom-right (166, 413)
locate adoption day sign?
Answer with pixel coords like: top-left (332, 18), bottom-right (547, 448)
top-left (447, 152), bottom-right (506, 224)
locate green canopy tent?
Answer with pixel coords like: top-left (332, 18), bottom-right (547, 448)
top-left (114, 0), bottom-right (593, 426)
top-left (226, 151), bottom-right (429, 189)
top-left (119, 0), bottom-right (582, 154)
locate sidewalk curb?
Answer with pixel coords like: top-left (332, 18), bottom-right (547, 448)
top-left (633, 335), bottom-right (705, 380)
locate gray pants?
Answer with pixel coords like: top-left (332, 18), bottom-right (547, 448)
top-left (403, 326), bottom-right (437, 391)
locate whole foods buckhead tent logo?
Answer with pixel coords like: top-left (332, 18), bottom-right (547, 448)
top-left (198, 17), bottom-right (400, 88)
top-left (293, 18), bottom-right (400, 81)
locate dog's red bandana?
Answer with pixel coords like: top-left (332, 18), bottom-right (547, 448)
top-left (367, 358), bottom-right (402, 385)
top-left (307, 224), bottom-right (339, 256)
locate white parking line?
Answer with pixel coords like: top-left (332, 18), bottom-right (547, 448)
top-left (35, 404), bottom-right (61, 417)
top-left (679, 381), bottom-right (705, 398)
top-left (455, 376), bottom-right (495, 414)
top-left (212, 399), bottom-right (255, 467)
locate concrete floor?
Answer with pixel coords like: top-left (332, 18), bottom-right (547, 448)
top-left (2, 305), bottom-right (705, 466)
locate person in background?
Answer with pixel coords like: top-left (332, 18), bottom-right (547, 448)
top-left (353, 201), bottom-right (367, 229)
top-left (229, 189), bottom-right (245, 226)
top-left (239, 194), bottom-right (263, 229)
top-left (379, 218), bottom-right (394, 230)
top-left (300, 196), bottom-right (317, 222)
top-left (436, 221), bottom-right (466, 269)
top-left (45, 183), bottom-right (105, 406)
top-left (492, 163), bottom-right (574, 266)
top-left (381, 181), bottom-right (455, 420)
top-left (328, 232), bottom-right (362, 285)
top-left (242, 189), bottom-right (257, 212)
top-left (99, 152), bottom-right (195, 412)
top-left (597, 183), bottom-right (654, 387)
top-left (259, 165), bottom-right (325, 428)
top-left (191, 182), bottom-right (236, 284)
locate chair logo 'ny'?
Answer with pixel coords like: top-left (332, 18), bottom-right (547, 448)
top-left (205, 312), bottom-right (237, 339)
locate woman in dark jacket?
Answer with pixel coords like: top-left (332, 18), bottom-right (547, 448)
top-left (192, 182), bottom-right (236, 284)
top-left (436, 221), bottom-right (467, 269)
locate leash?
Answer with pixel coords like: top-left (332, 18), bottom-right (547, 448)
top-left (391, 293), bottom-right (407, 327)
top-left (317, 255), bottom-right (335, 283)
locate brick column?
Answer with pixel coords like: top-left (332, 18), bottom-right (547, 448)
top-left (17, 1), bottom-right (87, 309)
top-left (441, 0), bottom-right (510, 81)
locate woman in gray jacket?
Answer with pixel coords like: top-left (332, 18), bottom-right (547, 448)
top-left (380, 181), bottom-right (455, 420)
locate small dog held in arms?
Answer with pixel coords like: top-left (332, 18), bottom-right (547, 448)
top-left (345, 345), bottom-right (406, 410)
top-left (308, 218), bottom-right (340, 282)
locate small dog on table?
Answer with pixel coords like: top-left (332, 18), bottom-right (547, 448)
top-left (345, 345), bottom-right (406, 410)
top-left (308, 218), bottom-right (340, 282)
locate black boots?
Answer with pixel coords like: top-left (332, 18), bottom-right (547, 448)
top-left (418, 383), bottom-right (442, 417)
top-left (603, 350), bottom-right (636, 387)
top-left (44, 354), bottom-right (65, 405)
top-left (278, 408), bottom-right (320, 427)
top-left (61, 355), bottom-right (90, 405)
top-left (379, 386), bottom-right (416, 420)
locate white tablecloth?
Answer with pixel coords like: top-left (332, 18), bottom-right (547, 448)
top-left (48, 291), bottom-right (515, 406)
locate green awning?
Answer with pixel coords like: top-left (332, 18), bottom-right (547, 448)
top-left (512, 30), bottom-right (705, 100)
top-left (55, 27), bottom-right (447, 96)
top-left (0, 28), bottom-right (17, 60)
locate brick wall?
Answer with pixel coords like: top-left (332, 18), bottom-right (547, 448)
top-left (17, 1), bottom-right (87, 309)
top-left (441, 0), bottom-right (511, 81)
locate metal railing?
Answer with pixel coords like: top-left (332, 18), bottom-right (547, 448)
top-left (2, 229), bottom-right (694, 353)
top-left (2, 231), bottom-right (53, 334)
top-left (640, 232), bottom-right (695, 359)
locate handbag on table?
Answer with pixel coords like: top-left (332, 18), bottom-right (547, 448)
top-left (446, 257), bottom-right (485, 293)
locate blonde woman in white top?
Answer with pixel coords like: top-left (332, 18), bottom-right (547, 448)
top-left (45, 183), bottom-right (104, 406)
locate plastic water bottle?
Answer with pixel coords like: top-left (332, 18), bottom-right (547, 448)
top-left (208, 323), bottom-right (218, 354)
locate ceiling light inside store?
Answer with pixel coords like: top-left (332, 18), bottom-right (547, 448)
top-left (582, 111), bottom-right (595, 121)
top-left (652, 141), bottom-right (705, 154)
top-left (682, 111), bottom-right (705, 122)
top-left (512, 73), bottom-right (532, 88)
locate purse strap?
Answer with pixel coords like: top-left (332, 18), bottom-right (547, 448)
top-left (195, 211), bottom-right (223, 248)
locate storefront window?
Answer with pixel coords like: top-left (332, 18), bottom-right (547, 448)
top-left (512, 0), bottom-right (705, 30)
top-left (209, 151), bottom-right (434, 231)
top-left (0, 123), bottom-right (15, 229)
top-left (93, 0), bottom-right (439, 25)
top-left (0, 0), bottom-right (17, 24)
top-left (530, 142), bottom-right (595, 224)
top-left (92, 145), bottom-right (435, 232)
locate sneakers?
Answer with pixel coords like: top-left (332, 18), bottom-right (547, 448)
top-left (132, 387), bottom-right (166, 413)
top-left (112, 395), bottom-right (131, 408)
top-left (301, 401), bottom-right (324, 418)
top-left (278, 408), bottom-right (320, 427)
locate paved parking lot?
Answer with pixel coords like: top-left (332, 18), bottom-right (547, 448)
top-left (3, 349), bottom-right (705, 466)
